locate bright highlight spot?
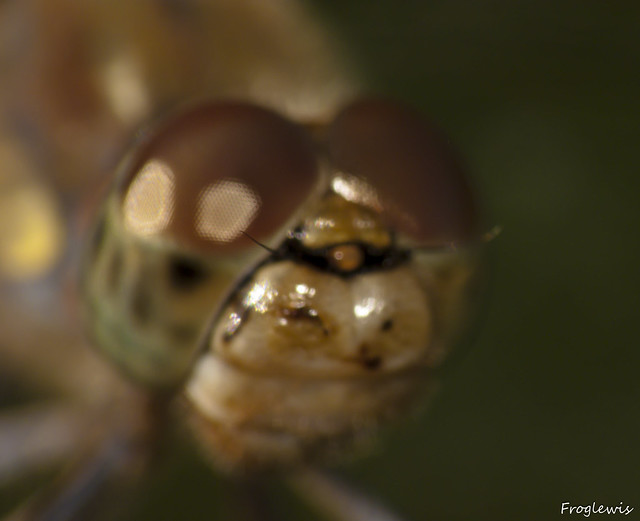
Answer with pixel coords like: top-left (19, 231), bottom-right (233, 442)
top-left (0, 143), bottom-right (64, 280)
top-left (295, 283), bottom-right (315, 297)
top-left (354, 296), bottom-right (384, 318)
top-left (224, 312), bottom-right (243, 338)
top-left (0, 186), bottom-right (64, 280)
top-left (312, 216), bottom-right (335, 230)
top-left (123, 160), bottom-right (175, 236)
top-left (101, 55), bottom-right (150, 124)
top-left (244, 282), bottom-right (277, 313)
top-left (196, 179), bottom-right (261, 242)
top-left (331, 173), bottom-right (381, 210)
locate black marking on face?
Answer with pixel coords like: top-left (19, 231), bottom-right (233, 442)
top-left (359, 344), bottom-right (382, 370)
top-left (273, 230), bottom-right (410, 278)
top-left (381, 318), bottom-right (394, 332)
top-left (280, 306), bottom-right (329, 336)
top-left (168, 255), bottom-right (209, 291)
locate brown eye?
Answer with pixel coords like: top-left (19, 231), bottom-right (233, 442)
top-left (327, 99), bottom-right (478, 245)
top-left (116, 102), bottom-right (318, 252)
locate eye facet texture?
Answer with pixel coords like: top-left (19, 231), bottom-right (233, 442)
top-left (118, 102), bottom-right (319, 252)
top-left (327, 99), bottom-right (478, 245)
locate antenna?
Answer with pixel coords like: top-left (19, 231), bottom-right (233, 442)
top-left (241, 231), bottom-right (276, 254)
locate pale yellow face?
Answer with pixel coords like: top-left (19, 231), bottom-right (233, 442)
top-left (185, 182), bottom-right (479, 471)
top-left (210, 201), bottom-right (430, 379)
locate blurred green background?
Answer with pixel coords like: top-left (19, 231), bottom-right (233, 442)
top-left (314, 2), bottom-right (640, 520)
top-left (2, 2), bottom-right (639, 520)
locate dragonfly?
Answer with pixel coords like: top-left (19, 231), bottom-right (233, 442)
top-left (0, 1), bottom-right (484, 519)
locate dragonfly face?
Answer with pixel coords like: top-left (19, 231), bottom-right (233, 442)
top-left (81, 98), bottom-right (481, 471)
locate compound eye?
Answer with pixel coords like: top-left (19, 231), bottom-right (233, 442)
top-left (117, 102), bottom-right (318, 252)
top-left (328, 99), bottom-right (478, 245)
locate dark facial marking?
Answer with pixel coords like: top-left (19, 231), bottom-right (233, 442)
top-left (381, 318), bottom-right (394, 332)
top-left (274, 233), bottom-right (410, 279)
top-left (280, 306), bottom-right (329, 336)
top-left (359, 344), bottom-right (382, 370)
top-left (168, 255), bottom-right (209, 291)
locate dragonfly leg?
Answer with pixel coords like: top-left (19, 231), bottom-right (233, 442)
top-left (288, 469), bottom-right (410, 521)
top-left (226, 478), bottom-right (279, 521)
top-left (2, 391), bottom-right (165, 521)
top-left (0, 403), bottom-right (97, 484)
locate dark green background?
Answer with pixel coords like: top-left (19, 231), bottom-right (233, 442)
top-left (125, 2), bottom-right (640, 521)
top-left (4, 2), bottom-right (639, 520)
top-left (315, 2), bottom-right (640, 520)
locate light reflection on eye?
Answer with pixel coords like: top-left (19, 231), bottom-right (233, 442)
top-left (332, 172), bottom-right (418, 237)
top-left (196, 179), bottom-right (261, 243)
top-left (123, 159), bottom-right (175, 236)
top-left (354, 296), bottom-right (384, 318)
top-left (331, 173), bottom-right (381, 210)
